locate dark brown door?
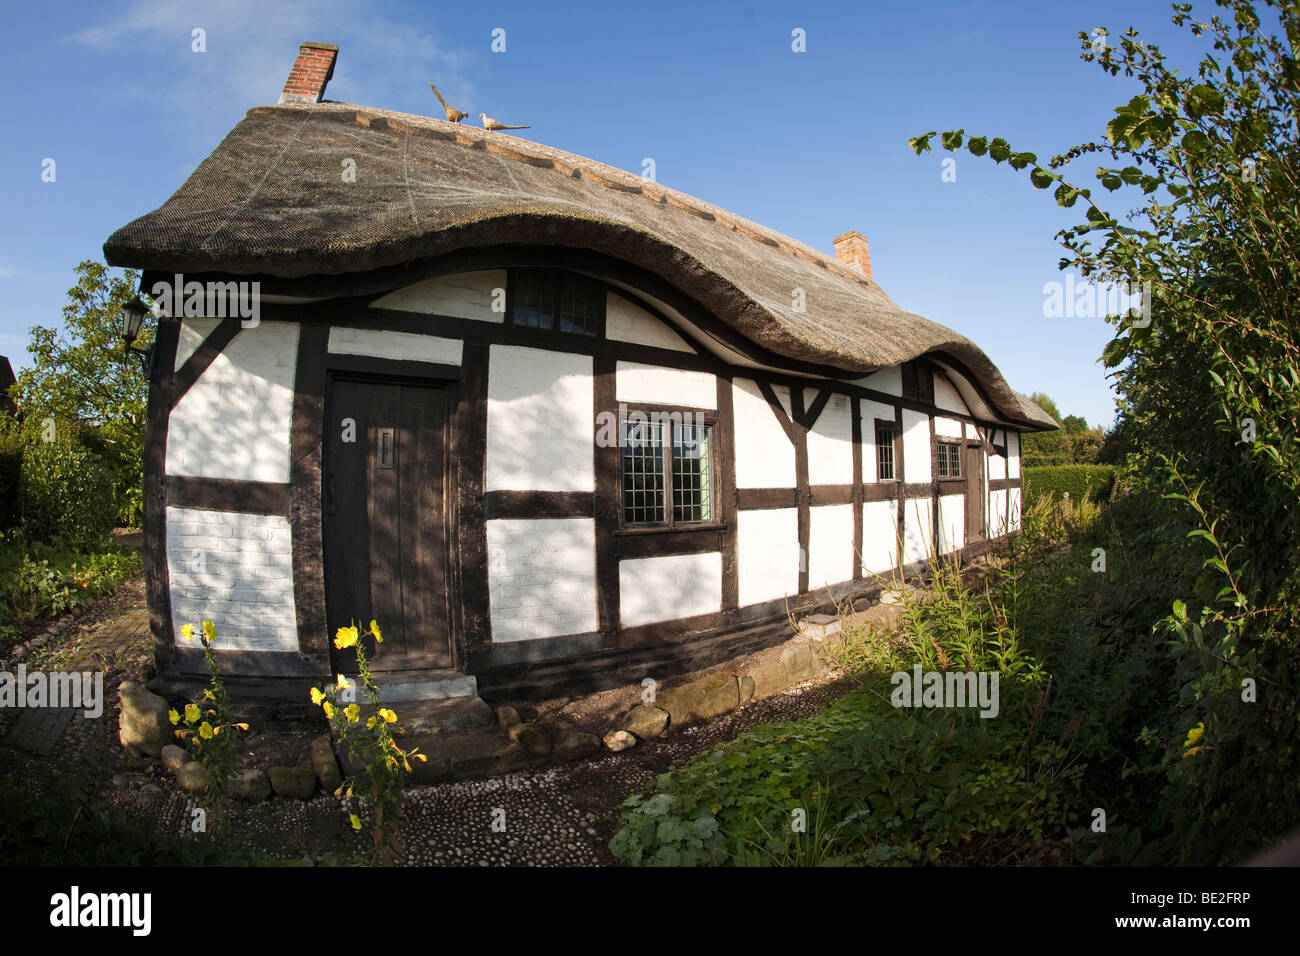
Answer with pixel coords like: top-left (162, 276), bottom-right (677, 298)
top-left (965, 444), bottom-right (985, 544)
top-left (323, 376), bottom-right (451, 672)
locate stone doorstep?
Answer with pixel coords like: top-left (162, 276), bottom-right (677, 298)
top-left (370, 670), bottom-right (478, 703)
top-left (378, 695), bottom-right (494, 736)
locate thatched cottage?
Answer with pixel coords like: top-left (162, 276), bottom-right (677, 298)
top-left (104, 43), bottom-right (1053, 702)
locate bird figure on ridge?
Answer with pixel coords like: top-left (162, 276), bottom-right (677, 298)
top-left (429, 82), bottom-right (467, 123)
top-left (480, 112), bottom-right (530, 131)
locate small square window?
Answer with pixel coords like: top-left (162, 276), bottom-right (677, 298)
top-left (875, 423), bottom-right (896, 481)
top-left (509, 269), bottom-right (600, 336)
top-left (936, 441), bottom-right (962, 478)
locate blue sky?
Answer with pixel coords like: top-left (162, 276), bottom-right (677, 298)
top-left (0, 0), bottom-right (1209, 427)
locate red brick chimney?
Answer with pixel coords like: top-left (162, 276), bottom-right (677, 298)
top-left (278, 42), bottom-right (338, 105)
top-left (832, 231), bottom-right (872, 280)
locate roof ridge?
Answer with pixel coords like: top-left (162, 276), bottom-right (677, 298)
top-left (253, 102), bottom-right (878, 293)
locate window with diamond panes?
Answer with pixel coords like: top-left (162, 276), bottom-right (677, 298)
top-left (509, 269), bottom-right (600, 337)
top-left (671, 421), bottom-right (712, 522)
top-left (875, 422), bottom-right (896, 480)
top-left (622, 420), bottom-right (665, 524)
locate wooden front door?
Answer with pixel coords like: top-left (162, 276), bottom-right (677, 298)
top-left (323, 375), bottom-right (452, 672)
top-left (965, 443), bottom-right (985, 544)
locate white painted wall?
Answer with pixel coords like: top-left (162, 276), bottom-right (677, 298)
top-left (808, 503), bottom-right (854, 589)
top-left (166, 322), bottom-right (299, 483)
top-left (807, 392), bottom-right (853, 486)
top-left (988, 488), bottom-right (1010, 538)
top-left (166, 507), bottom-right (298, 652)
top-left (615, 362), bottom-right (717, 409)
top-left (486, 346), bottom-right (594, 491)
top-left (902, 409), bottom-right (932, 483)
top-left (486, 518), bottom-right (598, 641)
top-left (327, 327), bottom-right (463, 365)
top-left (620, 552), bottom-right (722, 627)
top-left (934, 416), bottom-right (964, 439)
top-left (987, 445), bottom-right (1007, 480)
top-left (1008, 486), bottom-right (1022, 532)
top-left (733, 378), bottom-right (794, 489)
top-left (860, 398), bottom-right (897, 483)
top-left (738, 507), bottom-right (798, 606)
top-left (934, 372), bottom-right (970, 415)
top-left (368, 270), bottom-right (508, 322)
top-left (902, 497), bottom-right (934, 565)
top-left (606, 293), bottom-right (693, 351)
top-left (938, 493), bottom-right (966, 554)
top-left (1007, 430), bottom-right (1021, 478)
top-left (854, 366), bottom-right (902, 396)
top-left (965, 422), bottom-right (979, 439)
top-left (174, 317), bottom-right (221, 371)
top-left (861, 500), bottom-right (900, 574)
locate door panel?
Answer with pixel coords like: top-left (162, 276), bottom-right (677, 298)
top-left (324, 376), bottom-right (451, 672)
top-left (965, 444), bottom-right (985, 544)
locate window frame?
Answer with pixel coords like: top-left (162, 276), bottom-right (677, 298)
top-left (935, 438), bottom-right (963, 479)
top-left (618, 403), bottom-right (719, 531)
top-left (874, 419), bottom-right (900, 482)
top-left (902, 359), bottom-right (935, 404)
top-left (505, 267), bottom-right (606, 338)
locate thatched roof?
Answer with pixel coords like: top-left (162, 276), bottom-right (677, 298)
top-left (104, 102), bottom-right (1055, 429)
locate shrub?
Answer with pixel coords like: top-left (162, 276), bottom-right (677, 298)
top-left (0, 548), bottom-right (140, 622)
top-left (0, 426), bottom-right (21, 531)
top-left (20, 437), bottom-right (116, 548)
top-left (1023, 464), bottom-right (1116, 508)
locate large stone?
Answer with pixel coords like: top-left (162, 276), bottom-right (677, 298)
top-left (852, 603), bottom-right (905, 632)
top-left (268, 766), bottom-right (317, 800)
top-left (748, 656), bottom-right (791, 700)
top-left (603, 730), bottom-right (636, 753)
top-left (161, 744), bottom-right (190, 773)
top-left (507, 722), bottom-right (552, 757)
top-left (781, 642), bottom-right (814, 682)
top-left (496, 705), bottom-right (521, 734)
top-left (176, 762), bottom-right (209, 794)
top-left (228, 768), bottom-right (271, 802)
top-left (622, 704), bottom-right (669, 740)
top-left (554, 731), bottom-right (602, 762)
top-left (311, 735), bottom-right (343, 793)
top-left (738, 675), bottom-right (756, 705)
top-left (656, 674), bottom-right (739, 727)
top-left (117, 681), bottom-right (172, 757)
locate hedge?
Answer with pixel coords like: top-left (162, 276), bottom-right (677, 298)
top-left (1023, 464), bottom-right (1117, 507)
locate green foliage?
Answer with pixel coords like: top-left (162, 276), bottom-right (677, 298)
top-left (0, 546), bottom-right (140, 622)
top-left (1023, 464), bottom-right (1118, 507)
top-left (14, 261), bottom-right (149, 528)
top-left (20, 434), bottom-right (116, 549)
top-left (1020, 393), bottom-right (1105, 466)
top-left (913, 0), bottom-right (1300, 861)
top-left (0, 421), bottom-right (22, 531)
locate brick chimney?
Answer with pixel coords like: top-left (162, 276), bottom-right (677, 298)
top-left (278, 42), bottom-right (338, 105)
top-left (832, 231), bottom-right (872, 280)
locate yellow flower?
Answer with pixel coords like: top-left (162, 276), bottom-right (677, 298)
top-left (344, 704), bottom-right (360, 724)
top-left (322, 701), bottom-right (335, 719)
top-left (310, 687), bottom-right (325, 706)
top-left (180, 624), bottom-right (194, 642)
top-left (199, 722), bottom-right (214, 740)
top-left (414, 753), bottom-right (428, 763)
top-left (370, 620), bottom-right (383, 643)
top-left (336, 673), bottom-right (351, 690)
top-left (334, 626), bottom-right (359, 650)
top-left (349, 813), bottom-right (362, 831)
top-left (184, 703), bottom-right (200, 724)
top-left (379, 708), bottom-right (397, 724)
top-left (366, 716), bottom-right (377, 730)
top-left (168, 708), bottom-right (180, 726)
top-left (235, 722), bottom-right (249, 731)
top-left (202, 620), bottom-right (217, 642)
top-left (203, 688), bottom-right (215, 700)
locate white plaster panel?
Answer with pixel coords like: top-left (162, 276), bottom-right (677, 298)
top-left (368, 270), bottom-right (507, 322)
top-left (1007, 430), bottom-right (1021, 479)
top-left (935, 416), bottom-right (964, 439)
top-left (615, 362), bottom-right (717, 409)
top-left (854, 366), bottom-right (902, 396)
top-left (174, 317), bottom-right (221, 371)
top-left (861, 500), bottom-right (900, 575)
top-left (166, 507), bottom-right (298, 652)
top-left (965, 422), bottom-right (979, 439)
top-left (987, 446), bottom-right (1007, 481)
top-left (938, 493), bottom-right (966, 555)
top-left (902, 409), bottom-right (932, 484)
top-left (902, 497), bottom-right (934, 565)
top-left (606, 293), bottom-right (693, 351)
top-left (934, 372), bottom-right (970, 415)
top-left (738, 507), bottom-right (798, 607)
top-left (807, 392), bottom-right (853, 486)
top-left (619, 552), bottom-right (722, 627)
top-left (327, 327), bottom-right (462, 365)
top-left (860, 398), bottom-right (898, 484)
top-left (486, 346), bottom-right (594, 492)
top-left (988, 488), bottom-right (1010, 538)
top-left (1008, 486), bottom-right (1022, 532)
top-left (808, 504), bottom-right (854, 589)
top-left (733, 378), bottom-right (795, 489)
top-left (486, 518), bottom-right (598, 641)
top-left (166, 322), bottom-right (299, 482)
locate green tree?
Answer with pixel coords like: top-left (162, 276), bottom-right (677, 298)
top-left (13, 261), bottom-right (151, 526)
top-left (911, 0), bottom-right (1300, 861)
